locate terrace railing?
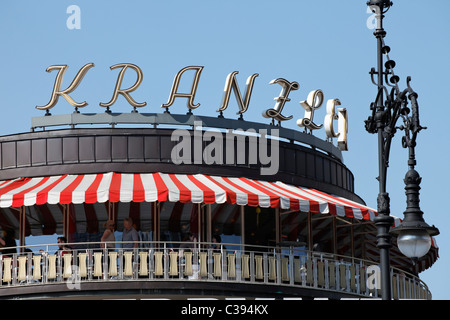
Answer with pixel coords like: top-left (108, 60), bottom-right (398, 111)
top-left (0, 241), bottom-right (431, 300)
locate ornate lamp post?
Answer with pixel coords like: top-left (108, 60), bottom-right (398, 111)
top-left (365, 0), bottom-right (439, 300)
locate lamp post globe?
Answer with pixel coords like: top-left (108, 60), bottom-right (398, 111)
top-left (396, 229), bottom-right (432, 259)
top-left (390, 168), bottom-right (439, 260)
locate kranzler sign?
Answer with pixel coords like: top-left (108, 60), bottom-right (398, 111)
top-left (36, 63), bottom-right (349, 151)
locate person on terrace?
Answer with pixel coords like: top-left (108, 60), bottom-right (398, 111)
top-left (122, 217), bottom-right (139, 250)
top-left (101, 219), bottom-right (116, 249)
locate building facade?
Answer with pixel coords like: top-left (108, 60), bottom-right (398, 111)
top-left (0, 66), bottom-right (438, 300)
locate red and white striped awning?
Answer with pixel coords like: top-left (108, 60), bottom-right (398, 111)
top-left (0, 172), bottom-right (438, 271)
top-left (0, 172), bottom-right (378, 222)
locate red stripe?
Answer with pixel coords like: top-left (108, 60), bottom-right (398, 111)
top-left (36, 175), bottom-right (68, 205)
top-left (297, 187), bottom-right (358, 217)
top-left (310, 188), bottom-right (354, 216)
top-left (132, 174), bottom-right (145, 203)
top-left (296, 187), bottom-right (337, 215)
top-left (238, 177), bottom-right (280, 208)
top-left (187, 175), bottom-right (216, 204)
top-left (12, 177), bottom-right (50, 207)
top-left (60, 175), bottom-right (85, 204)
top-left (222, 177), bottom-right (259, 206)
top-left (270, 183), bottom-right (321, 213)
top-left (311, 188), bottom-right (373, 219)
top-left (169, 174), bottom-right (191, 203)
top-left (109, 173), bottom-right (122, 202)
top-left (0, 177), bottom-right (31, 197)
top-left (152, 173), bottom-right (168, 202)
top-left (252, 180), bottom-right (300, 211)
top-left (0, 180), bottom-right (13, 188)
top-left (85, 174), bottom-right (104, 204)
top-left (203, 176), bottom-right (237, 204)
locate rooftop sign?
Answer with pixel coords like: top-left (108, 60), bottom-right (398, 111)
top-left (36, 63), bottom-right (348, 151)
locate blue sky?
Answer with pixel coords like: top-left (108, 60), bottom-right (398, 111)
top-left (0, 0), bottom-right (448, 299)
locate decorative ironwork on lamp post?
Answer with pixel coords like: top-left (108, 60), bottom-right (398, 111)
top-left (365, 0), bottom-right (439, 300)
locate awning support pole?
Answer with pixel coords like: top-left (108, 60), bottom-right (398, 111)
top-left (206, 204), bottom-right (212, 244)
top-left (108, 201), bottom-right (112, 221)
top-left (197, 203), bottom-right (203, 243)
top-left (62, 204), bottom-right (68, 240)
top-left (351, 224), bottom-right (355, 259)
top-left (240, 206), bottom-right (245, 252)
top-left (153, 201), bottom-right (160, 243)
top-left (308, 213), bottom-right (313, 251)
top-left (333, 216), bottom-right (337, 255)
top-left (19, 206), bottom-right (25, 253)
top-left (275, 207), bottom-right (280, 246)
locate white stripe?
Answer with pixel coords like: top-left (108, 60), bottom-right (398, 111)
top-left (46, 175), bottom-right (79, 204)
top-left (271, 181), bottom-right (312, 212)
top-left (255, 180), bottom-right (293, 209)
top-left (0, 180), bottom-right (12, 188)
top-left (192, 174), bottom-right (227, 204)
top-left (304, 189), bottom-right (363, 219)
top-left (0, 177), bottom-right (45, 208)
top-left (119, 173), bottom-right (134, 202)
top-left (226, 177), bottom-right (271, 207)
top-left (209, 176), bottom-right (248, 206)
top-left (175, 174), bottom-right (203, 203)
top-left (334, 195), bottom-right (377, 221)
top-left (140, 174), bottom-right (158, 202)
top-left (353, 208), bottom-right (363, 220)
top-left (0, 179), bottom-right (21, 190)
top-left (97, 173), bottom-right (113, 203)
top-left (270, 181), bottom-right (311, 212)
top-left (23, 176), bottom-right (64, 206)
top-left (335, 205), bottom-right (346, 217)
top-left (275, 182), bottom-right (330, 213)
top-left (158, 173), bottom-right (180, 202)
top-left (71, 174), bottom-right (98, 204)
top-left (392, 216), bottom-right (402, 227)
